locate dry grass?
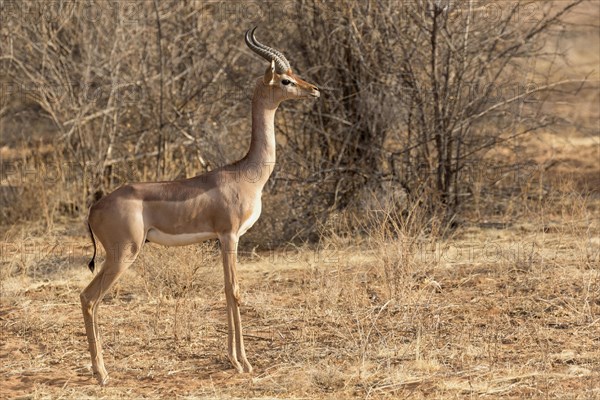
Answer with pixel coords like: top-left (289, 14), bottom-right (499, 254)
top-left (1, 169), bottom-right (598, 398)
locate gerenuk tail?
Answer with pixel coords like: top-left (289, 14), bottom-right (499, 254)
top-left (87, 222), bottom-right (97, 273)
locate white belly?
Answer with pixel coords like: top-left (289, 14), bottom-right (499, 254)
top-left (146, 229), bottom-right (217, 246)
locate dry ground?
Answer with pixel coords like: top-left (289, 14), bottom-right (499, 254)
top-left (0, 216), bottom-right (599, 399)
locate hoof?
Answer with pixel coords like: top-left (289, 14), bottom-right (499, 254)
top-left (243, 362), bottom-right (253, 373)
top-left (95, 373), bottom-right (109, 386)
top-left (228, 357), bottom-right (244, 373)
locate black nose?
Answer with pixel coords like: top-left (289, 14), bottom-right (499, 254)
top-left (313, 86), bottom-right (319, 91)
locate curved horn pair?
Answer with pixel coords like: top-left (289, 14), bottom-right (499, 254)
top-left (245, 27), bottom-right (291, 73)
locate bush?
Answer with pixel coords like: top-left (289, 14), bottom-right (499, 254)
top-left (0, 0), bottom-right (586, 241)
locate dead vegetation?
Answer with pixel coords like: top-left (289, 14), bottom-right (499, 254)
top-left (1, 0), bottom-right (599, 399)
top-left (1, 194), bottom-right (598, 398)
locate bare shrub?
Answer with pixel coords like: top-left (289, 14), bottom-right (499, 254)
top-left (0, 0), bottom-right (591, 242)
top-left (274, 0), bottom-right (588, 237)
top-left (1, 1), bottom-right (249, 220)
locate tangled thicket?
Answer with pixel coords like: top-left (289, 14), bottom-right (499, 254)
top-left (0, 0), bottom-right (585, 242)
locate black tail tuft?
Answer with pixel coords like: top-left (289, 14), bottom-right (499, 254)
top-left (87, 222), bottom-right (97, 273)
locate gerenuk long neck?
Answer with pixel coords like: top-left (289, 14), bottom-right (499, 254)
top-left (240, 83), bottom-right (279, 188)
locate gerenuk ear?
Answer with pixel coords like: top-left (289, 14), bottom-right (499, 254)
top-left (263, 59), bottom-right (276, 85)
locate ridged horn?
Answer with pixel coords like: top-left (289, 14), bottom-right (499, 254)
top-left (245, 26), bottom-right (291, 73)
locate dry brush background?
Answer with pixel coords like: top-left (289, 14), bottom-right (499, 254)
top-left (0, 0), bottom-right (599, 399)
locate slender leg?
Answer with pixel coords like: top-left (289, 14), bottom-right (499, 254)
top-left (80, 241), bottom-right (140, 385)
top-left (219, 234), bottom-right (253, 373)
